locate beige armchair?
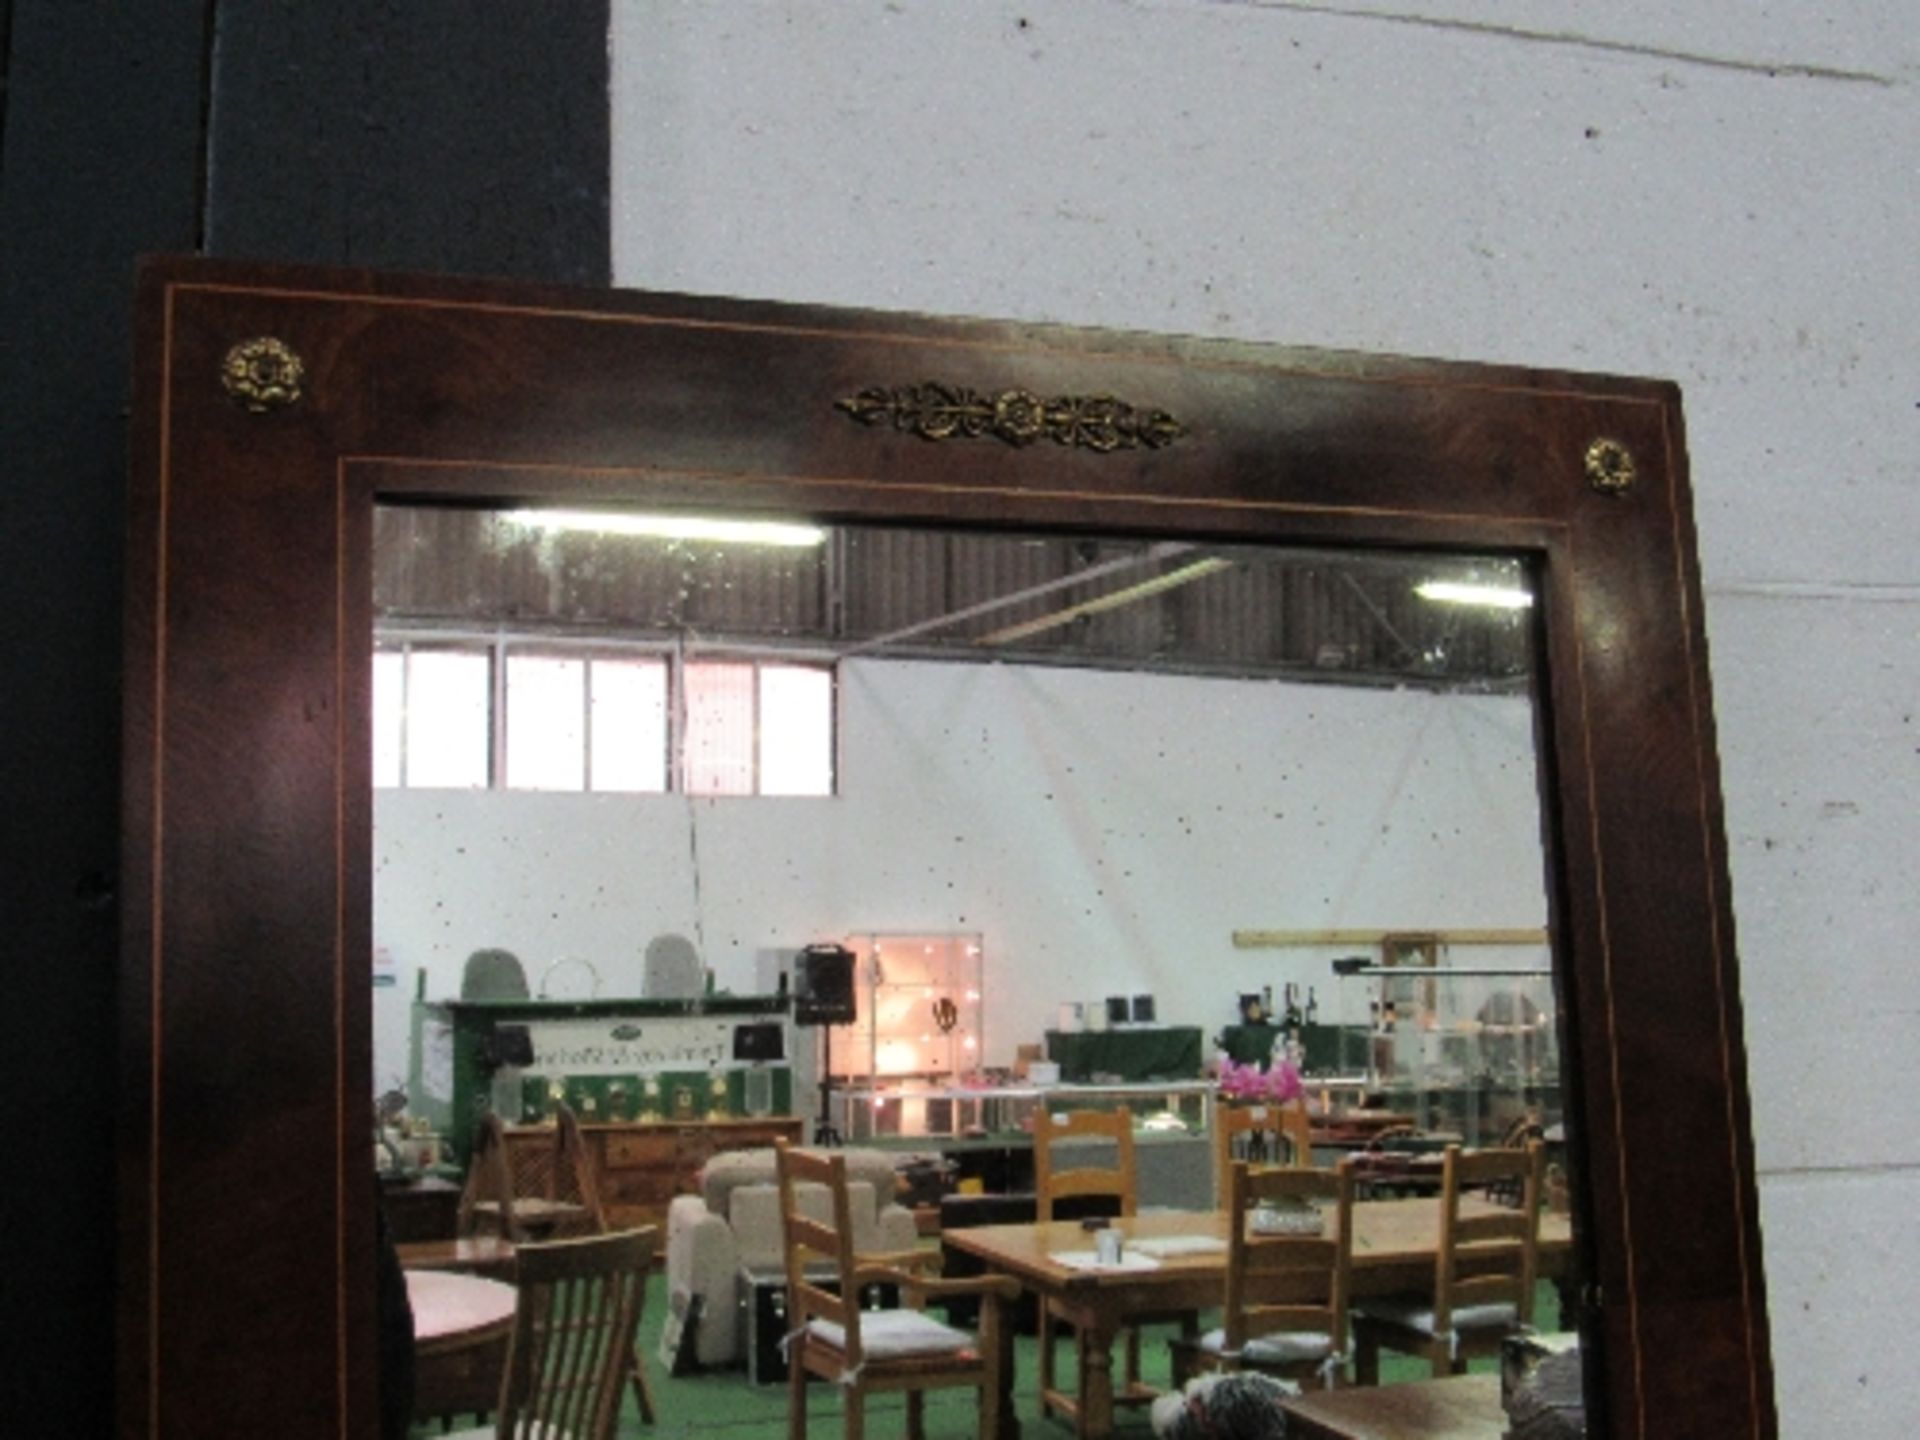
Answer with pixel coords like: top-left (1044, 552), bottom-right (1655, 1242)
top-left (665, 1146), bottom-right (920, 1368)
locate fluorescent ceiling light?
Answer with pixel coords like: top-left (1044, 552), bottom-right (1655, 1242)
top-left (1415, 580), bottom-right (1534, 610)
top-left (503, 509), bottom-right (826, 547)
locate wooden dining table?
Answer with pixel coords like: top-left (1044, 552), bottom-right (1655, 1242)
top-left (407, 1269), bottom-right (518, 1423)
top-left (944, 1199), bottom-right (1571, 1440)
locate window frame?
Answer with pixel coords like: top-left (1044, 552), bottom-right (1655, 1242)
top-left (372, 625), bottom-right (838, 797)
top-left (370, 636), bottom-right (496, 789)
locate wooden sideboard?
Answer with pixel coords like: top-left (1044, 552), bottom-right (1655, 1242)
top-left (504, 1115), bottom-right (804, 1233)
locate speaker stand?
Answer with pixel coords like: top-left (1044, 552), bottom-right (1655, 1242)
top-left (813, 1024), bottom-right (842, 1146)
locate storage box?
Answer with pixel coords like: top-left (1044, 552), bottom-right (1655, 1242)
top-left (738, 1264), bottom-right (900, 1384)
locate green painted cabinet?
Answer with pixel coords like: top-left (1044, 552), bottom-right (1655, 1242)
top-left (408, 993), bottom-right (795, 1166)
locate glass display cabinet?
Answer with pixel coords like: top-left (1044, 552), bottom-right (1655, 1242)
top-left (827, 932), bottom-right (985, 1082)
top-left (828, 1078), bottom-right (1216, 1145)
top-left (1333, 956), bottom-right (1562, 1146)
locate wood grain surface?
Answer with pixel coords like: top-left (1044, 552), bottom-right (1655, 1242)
top-left (120, 258), bottom-right (1771, 1438)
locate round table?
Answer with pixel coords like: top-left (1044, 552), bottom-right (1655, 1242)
top-left (408, 1269), bottom-right (517, 1421)
top-left (408, 1269), bottom-right (516, 1351)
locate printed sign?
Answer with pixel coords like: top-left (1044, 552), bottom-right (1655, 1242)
top-left (524, 1013), bottom-right (743, 1075)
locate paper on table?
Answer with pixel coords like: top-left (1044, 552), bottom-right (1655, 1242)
top-left (1128, 1234), bottom-right (1227, 1258)
top-left (1049, 1250), bottom-right (1163, 1272)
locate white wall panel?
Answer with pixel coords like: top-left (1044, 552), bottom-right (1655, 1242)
top-left (1714, 590), bottom-right (1920, 1176)
top-left (603, 3), bottom-right (1919, 1427)
top-left (612, 2), bottom-right (1919, 590)
top-left (1757, 1168), bottom-right (1919, 1436)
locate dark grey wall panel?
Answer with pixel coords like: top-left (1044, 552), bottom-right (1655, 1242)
top-left (0, 7), bottom-right (208, 1437)
top-left (207, 2), bottom-right (611, 284)
top-left (0, 4), bottom-right (610, 1433)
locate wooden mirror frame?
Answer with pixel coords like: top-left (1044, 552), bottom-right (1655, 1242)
top-left (121, 257), bottom-right (1773, 1438)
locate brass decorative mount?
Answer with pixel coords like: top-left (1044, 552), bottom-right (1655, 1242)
top-left (220, 336), bottom-right (305, 413)
top-left (838, 381), bottom-right (1186, 452)
top-left (1585, 437), bottom-right (1636, 495)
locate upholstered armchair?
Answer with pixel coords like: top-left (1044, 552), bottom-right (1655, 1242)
top-left (664, 1146), bottom-right (919, 1367)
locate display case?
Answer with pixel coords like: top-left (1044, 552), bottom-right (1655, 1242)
top-left (827, 1078), bottom-right (1215, 1145)
top-left (827, 932), bottom-right (984, 1081)
top-left (1333, 955), bottom-right (1562, 1146)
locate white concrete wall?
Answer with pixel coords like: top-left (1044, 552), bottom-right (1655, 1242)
top-left (608, 5), bottom-right (1920, 1431)
top-left (373, 659), bottom-right (1548, 1086)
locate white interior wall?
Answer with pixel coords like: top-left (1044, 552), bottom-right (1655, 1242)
top-left (373, 659), bottom-right (1547, 1086)
top-left (606, 5), bottom-right (1919, 1431)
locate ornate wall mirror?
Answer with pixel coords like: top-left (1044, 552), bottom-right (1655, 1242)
top-left (122, 258), bottom-right (1773, 1437)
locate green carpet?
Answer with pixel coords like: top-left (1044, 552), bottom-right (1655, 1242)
top-left (413, 1273), bottom-right (1559, 1438)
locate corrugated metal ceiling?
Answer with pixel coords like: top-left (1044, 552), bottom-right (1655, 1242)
top-left (373, 507), bottom-right (1535, 691)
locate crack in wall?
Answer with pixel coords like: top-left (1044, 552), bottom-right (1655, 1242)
top-left (1708, 581), bottom-right (1920, 604)
top-left (1202, 0), bottom-right (1899, 86)
top-left (1758, 1160), bottom-right (1920, 1180)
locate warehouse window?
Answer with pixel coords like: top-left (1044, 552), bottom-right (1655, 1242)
top-left (505, 653), bottom-right (669, 793)
top-left (685, 659), bottom-right (835, 797)
top-left (375, 634), bottom-right (833, 795)
top-left (372, 644), bottom-right (492, 789)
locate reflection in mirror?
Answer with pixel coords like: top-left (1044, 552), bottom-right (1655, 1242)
top-left (371, 504), bottom-right (1580, 1406)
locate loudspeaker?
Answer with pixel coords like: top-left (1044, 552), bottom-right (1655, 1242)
top-left (793, 943), bottom-right (856, 1026)
top-left (483, 1025), bottom-right (533, 1069)
top-left (732, 1021), bottom-right (785, 1062)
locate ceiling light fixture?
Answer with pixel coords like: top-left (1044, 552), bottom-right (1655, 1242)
top-left (1415, 580), bottom-right (1534, 610)
top-left (503, 508), bottom-right (827, 547)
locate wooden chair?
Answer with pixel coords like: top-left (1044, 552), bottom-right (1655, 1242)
top-left (1032, 1107), bottom-right (1196, 1420)
top-left (457, 1106), bottom-right (655, 1422)
top-left (1350, 1140), bottom-right (1545, 1382)
top-left (440, 1226), bottom-right (656, 1440)
top-left (1172, 1156), bottom-right (1357, 1391)
top-left (458, 1104), bottom-right (605, 1243)
top-left (548, 1103), bottom-right (610, 1233)
top-left (1214, 1100), bottom-right (1315, 1204)
top-left (776, 1141), bottom-right (1018, 1440)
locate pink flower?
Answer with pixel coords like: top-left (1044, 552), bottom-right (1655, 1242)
top-left (1217, 1059), bottom-right (1257, 1099)
top-left (1216, 1056), bottom-right (1303, 1105)
top-left (1265, 1058), bottom-right (1303, 1104)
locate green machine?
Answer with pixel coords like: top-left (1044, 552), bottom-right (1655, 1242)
top-left (408, 992), bottom-right (795, 1167)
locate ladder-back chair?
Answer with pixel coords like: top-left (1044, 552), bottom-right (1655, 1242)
top-left (440, 1226), bottom-right (655, 1440)
top-left (458, 1103), bottom-right (606, 1243)
top-left (1032, 1107), bottom-right (1198, 1421)
top-left (1173, 1157), bottom-right (1356, 1390)
top-left (1351, 1140), bottom-right (1545, 1381)
top-left (777, 1141), bottom-right (1017, 1440)
top-left (1214, 1101), bottom-right (1314, 1205)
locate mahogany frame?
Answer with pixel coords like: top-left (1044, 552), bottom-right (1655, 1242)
top-left (120, 257), bottom-right (1773, 1437)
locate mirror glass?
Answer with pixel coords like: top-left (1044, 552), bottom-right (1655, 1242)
top-left (371, 502), bottom-right (1579, 1397)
